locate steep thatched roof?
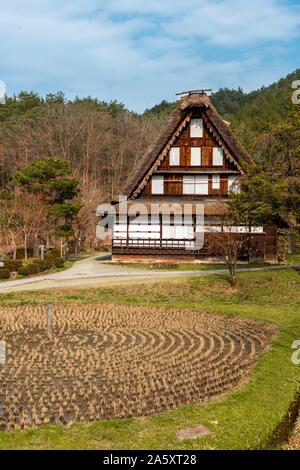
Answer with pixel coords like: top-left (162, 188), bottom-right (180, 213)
top-left (121, 93), bottom-right (253, 199)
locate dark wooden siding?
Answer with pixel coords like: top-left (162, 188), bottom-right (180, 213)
top-left (265, 225), bottom-right (277, 261)
top-left (159, 116), bottom-right (237, 172)
top-left (139, 110), bottom-right (238, 198)
top-left (142, 174), bottom-right (228, 197)
top-left (112, 233), bottom-right (267, 260)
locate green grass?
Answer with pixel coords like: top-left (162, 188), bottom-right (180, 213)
top-left (286, 253), bottom-right (300, 265)
top-left (0, 269), bottom-right (299, 450)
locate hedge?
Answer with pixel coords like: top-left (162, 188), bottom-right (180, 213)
top-left (4, 259), bottom-right (23, 272)
top-left (19, 257), bottom-right (64, 276)
top-left (0, 269), bottom-right (10, 279)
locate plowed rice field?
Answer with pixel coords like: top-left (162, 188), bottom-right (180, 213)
top-left (0, 304), bottom-right (275, 430)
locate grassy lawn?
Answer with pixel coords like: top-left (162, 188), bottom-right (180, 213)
top-left (0, 269), bottom-right (299, 450)
top-left (286, 253), bottom-right (300, 265)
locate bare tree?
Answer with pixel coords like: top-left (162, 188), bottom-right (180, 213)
top-left (73, 184), bottom-right (105, 252)
top-left (0, 98), bottom-right (171, 253)
top-left (208, 206), bottom-right (248, 287)
top-left (0, 191), bottom-right (47, 260)
top-left (18, 194), bottom-right (47, 260)
top-left (0, 192), bottom-right (23, 259)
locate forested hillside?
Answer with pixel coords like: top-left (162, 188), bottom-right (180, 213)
top-left (146, 69), bottom-right (300, 150)
top-left (1, 68), bottom-right (299, 197)
top-left (0, 94), bottom-right (164, 200)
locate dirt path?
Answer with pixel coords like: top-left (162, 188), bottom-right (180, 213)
top-left (0, 255), bottom-right (297, 293)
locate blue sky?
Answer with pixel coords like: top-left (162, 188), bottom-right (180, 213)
top-left (1, 0), bottom-right (300, 111)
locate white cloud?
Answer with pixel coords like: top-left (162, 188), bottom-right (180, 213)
top-left (167, 0), bottom-right (300, 46)
top-left (102, 0), bottom-right (300, 45)
top-left (0, 1), bottom-right (299, 111)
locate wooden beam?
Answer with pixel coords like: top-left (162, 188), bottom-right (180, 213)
top-left (176, 89), bottom-right (212, 96)
top-left (202, 114), bottom-right (244, 174)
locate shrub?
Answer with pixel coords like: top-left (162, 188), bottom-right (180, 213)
top-left (41, 258), bottom-right (54, 270)
top-left (32, 259), bottom-right (49, 271)
top-left (44, 255), bottom-right (64, 269)
top-left (4, 259), bottom-right (23, 272)
top-left (16, 247), bottom-right (34, 259)
top-left (19, 264), bottom-right (40, 276)
top-left (52, 256), bottom-right (64, 268)
top-left (46, 247), bottom-right (60, 258)
top-left (0, 268), bottom-right (10, 279)
top-left (19, 257), bottom-right (64, 276)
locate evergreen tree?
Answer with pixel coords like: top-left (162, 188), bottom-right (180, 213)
top-left (12, 158), bottom-right (82, 252)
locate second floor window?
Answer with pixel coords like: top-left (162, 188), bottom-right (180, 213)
top-left (183, 175), bottom-right (208, 195)
top-left (213, 147), bottom-right (224, 166)
top-left (190, 119), bottom-right (203, 138)
top-left (151, 175), bottom-right (164, 195)
top-left (170, 147), bottom-right (180, 166)
top-left (191, 147), bottom-right (201, 166)
top-left (212, 174), bottom-right (221, 189)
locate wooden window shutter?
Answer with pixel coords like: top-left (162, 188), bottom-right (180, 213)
top-left (202, 146), bottom-right (211, 166)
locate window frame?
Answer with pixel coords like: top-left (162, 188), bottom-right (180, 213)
top-left (195, 175), bottom-right (209, 195)
top-left (213, 147), bottom-right (224, 166)
top-left (212, 174), bottom-right (221, 190)
top-left (183, 175), bottom-right (195, 195)
top-left (190, 118), bottom-right (204, 138)
top-left (169, 147), bottom-right (180, 166)
top-left (151, 175), bottom-right (164, 195)
top-left (183, 175), bottom-right (208, 195)
top-left (190, 147), bottom-right (202, 166)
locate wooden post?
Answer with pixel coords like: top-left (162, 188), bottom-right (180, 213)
top-left (24, 233), bottom-right (28, 261)
top-left (0, 340), bottom-right (6, 365)
top-left (47, 304), bottom-right (53, 340)
top-left (60, 237), bottom-right (63, 259)
top-left (127, 215), bottom-right (129, 249)
top-left (159, 214), bottom-right (163, 250)
top-left (39, 244), bottom-right (45, 260)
